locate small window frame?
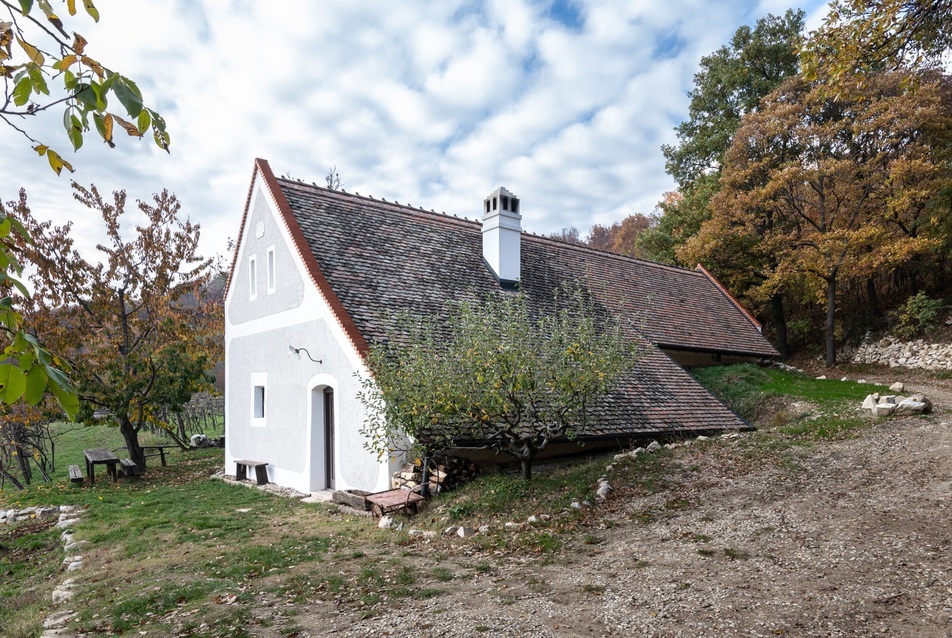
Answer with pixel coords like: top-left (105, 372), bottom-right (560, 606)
top-left (251, 373), bottom-right (267, 427)
top-left (266, 245), bottom-right (276, 295)
top-left (249, 255), bottom-right (258, 301)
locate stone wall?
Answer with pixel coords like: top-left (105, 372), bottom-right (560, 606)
top-left (840, 336), bottom-right (952, 370)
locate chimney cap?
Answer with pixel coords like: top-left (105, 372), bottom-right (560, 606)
top-left (483, 186), bottom-right (520, 217)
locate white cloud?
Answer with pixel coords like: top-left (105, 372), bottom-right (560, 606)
top-left (0, 0), bottom-right (831, 260)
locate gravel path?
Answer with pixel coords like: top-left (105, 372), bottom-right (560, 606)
top-left (301, 378), bottom-right (952, 637)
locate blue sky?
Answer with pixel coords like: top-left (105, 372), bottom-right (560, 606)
top-left (0, 0), bottom-right (830, 261)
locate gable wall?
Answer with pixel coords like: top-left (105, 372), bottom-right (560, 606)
top-left (224, 175), bottom-right (395, 494)
top-left (228, 191), bottom-right (307, 324)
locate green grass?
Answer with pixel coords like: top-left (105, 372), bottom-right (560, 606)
top-left (12, 418), bottom-right (222, 486)
top-left (692, 364), bottom-right (889, 440)
top-left (0, 364), bottom-right (920, 637)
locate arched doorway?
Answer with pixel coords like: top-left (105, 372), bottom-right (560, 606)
top-left (309, 383), bottom-right (336, 490)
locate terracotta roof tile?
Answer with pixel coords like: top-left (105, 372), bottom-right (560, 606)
top-left (275, 177), bottom-right (778, 438)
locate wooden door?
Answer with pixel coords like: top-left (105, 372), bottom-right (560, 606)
top-left (323, 388), bottom-right (335, 489)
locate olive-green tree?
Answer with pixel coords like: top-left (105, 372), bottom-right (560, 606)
top-left (358, 288), bottom-right (640, 481)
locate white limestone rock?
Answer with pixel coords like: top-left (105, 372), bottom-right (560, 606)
top-left (889, 382), bottom-right (905, 393)
top-left (874, 403), bottom-right (897, 417)
top-left (377, 516), bottom-right (396, 530)
top-left (43, 610), bottom-right (76, 629)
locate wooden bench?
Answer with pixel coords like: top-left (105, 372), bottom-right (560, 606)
top-left (235, 460), bottom-right (269, 485)
top-left (142, 444), bottom-right (177, 467)
top-left (68, 465), bottom-right (84, 484)
top-left (119, 458), bottom-right (140, 477)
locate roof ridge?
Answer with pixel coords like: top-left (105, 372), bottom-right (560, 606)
top-left (523, 232), bottom-right (706, 277)
top-left (276, 177), bottom-right (481, 229)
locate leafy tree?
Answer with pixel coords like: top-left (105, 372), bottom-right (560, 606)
top-left (548, 226), bottom-right (584, 245)
top-left (803, 0), bottom-right (952, 80)
top-left (662, 9), bottom-right (806, 187)
top-left (358, 288), bottom-right (639, 481)
top-left (1, 0), bottom-right (169, 174)
top-left (0, 192), bottom-right (77, 417)
top-left (13, 183), bottom-right (221, 470)
top-left (0, 399), bottom-right (57, 488)
top-left (645, 11), bottom-right (806, 271)
top-left (584, 213), bottom-right (655, 259)
top-left (636, 182), bottom-right (718, 264)
top-left (703, 70), bottom-right (952, 365)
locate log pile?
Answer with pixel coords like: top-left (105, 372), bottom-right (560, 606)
top-left (389, 455), bottom-right (479, 493)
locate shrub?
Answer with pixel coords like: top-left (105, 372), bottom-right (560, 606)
top-left (894, 293), bottom-right (946, 340)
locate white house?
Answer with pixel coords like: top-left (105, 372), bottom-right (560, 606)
top-left (224, 159), bottom-right (778, 494)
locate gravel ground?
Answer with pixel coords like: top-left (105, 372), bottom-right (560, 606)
top-left (296, 377), bottom-right (952, 637)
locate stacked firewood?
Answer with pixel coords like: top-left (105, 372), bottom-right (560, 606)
top-left (389, 455), bottom-right (479, 493)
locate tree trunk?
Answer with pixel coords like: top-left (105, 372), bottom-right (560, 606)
top-left (119, 417), bottom-right (146, 471)
top-left (14, 441), bottom-right (32, 485)
top-left (0, 465), bottom-right (24, 490)
top-left (826, 274), bottom-right (837, 367)
top-left (520, 457), bottom-right (532, 481)
top-left (770, 293), bottom-right (789, 359)
top-left (865, 277), bottom-right (880, 319)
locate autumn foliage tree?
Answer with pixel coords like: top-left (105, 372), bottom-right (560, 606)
top-left (689, 70), bottom-right (952, 365)
top-left (804, 0), bottom-right (952, 80)
top-left (13, 183), bottom-right (221, 470)
top-left (1, 0), bottom-right (169, 174)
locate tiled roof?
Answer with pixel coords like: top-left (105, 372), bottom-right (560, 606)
top-left (263, 163), bottom-right (779, 438)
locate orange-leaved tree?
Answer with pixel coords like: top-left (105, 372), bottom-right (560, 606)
top-left (12, 183), bottom-right (222, 470)
top-left (691, 70), bottom-right (952, 365)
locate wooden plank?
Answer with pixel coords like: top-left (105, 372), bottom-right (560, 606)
top-left (68, 465), bottom-right (83, 483)
top-left (119, 458), bottom-right (139, 476)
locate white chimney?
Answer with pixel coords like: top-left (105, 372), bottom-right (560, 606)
top-left (482, 186), bottom-right (521, 285)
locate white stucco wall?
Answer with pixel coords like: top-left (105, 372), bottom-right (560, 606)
top-left (224, 174), bottom-right (397, 494)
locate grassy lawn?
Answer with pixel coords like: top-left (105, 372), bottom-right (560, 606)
top-left (0, 366), bottom-right (897, 637)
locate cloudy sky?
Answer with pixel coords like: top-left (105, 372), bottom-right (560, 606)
top-left (0, 0), bottom-right (830, 261)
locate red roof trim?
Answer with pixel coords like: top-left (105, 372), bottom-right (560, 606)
top-left (694, 263), bottom-right (762, 330)
top-left (256, 159), bottom-right (371, 358)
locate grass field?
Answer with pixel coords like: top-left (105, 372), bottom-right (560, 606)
top-left (0, 366), bottom-right (890, 637)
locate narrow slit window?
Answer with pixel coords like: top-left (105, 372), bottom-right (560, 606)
top-left (249, 255), bottom-right (257, 300)
top-left (266, 246), bottom-right (276, 294)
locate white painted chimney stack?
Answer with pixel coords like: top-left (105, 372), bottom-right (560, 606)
top-left (482, 186), bottom-right (521, 285)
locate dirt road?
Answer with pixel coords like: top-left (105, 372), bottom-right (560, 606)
top-left (301, 378), bottom-right (952, 637)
